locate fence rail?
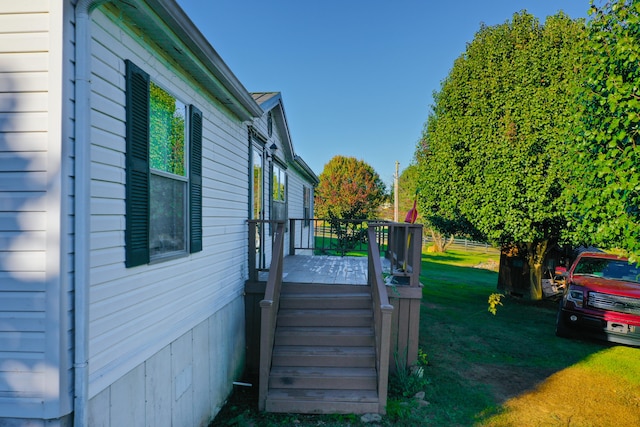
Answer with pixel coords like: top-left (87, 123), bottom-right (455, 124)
top-left (288, 218), bottom-right (497, 256)
top-left (422, 236), bottom-right (499, 252)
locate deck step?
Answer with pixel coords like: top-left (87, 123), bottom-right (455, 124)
top-left (277, 309), bottom-right (372, 327)
top-left (272, 345), bottom-right (375, 367)
top-left (269, 366), bottom-right (377, 390)
top-left (280, 292), bottom-right (372, 309)
top-left (264, 282), bottom-right (380, 414)
top-left (275, 326), bottom-right (374, 347)
top-left (281, 283), bottom-right (368, 294)
top-left (265, 389), bottom-right (380, 414)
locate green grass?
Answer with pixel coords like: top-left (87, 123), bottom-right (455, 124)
top-left (419, 249), bottom-right (640, 426)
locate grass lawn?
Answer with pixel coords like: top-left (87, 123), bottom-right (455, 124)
top-left (212, 248), bottom-right (640, 426)
top-left (412, 249), bottom-right (640, 427)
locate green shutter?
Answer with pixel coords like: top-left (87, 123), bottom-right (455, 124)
top-left (189, 105), bottom-right (203, 253)
top-left (125, 60), bottom-right (150, 267)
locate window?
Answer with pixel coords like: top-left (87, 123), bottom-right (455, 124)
top-left (271, 163), bottom-right (287, 226)
top-left (125, 60), bottom-right (202, 267)
top-left (252, 147), bottom-right (264, 220)
top-left (272, 164), bottom-right (286, 203)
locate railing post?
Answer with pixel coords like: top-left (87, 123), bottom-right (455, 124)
top-left (378, 306), bottom-right (392, 414)
top-left (248, 220), bottom-right (257, 282)
top-left (367, 225), bottom-right (393, 415)
top-left (289, 218), bottom-right (296, 256)
top-left (257, 221), bottom-right (285, 412)
top-left (409, 224), bottom-right (423, 287)
top-left (258, 299), bottom-right (272, 411)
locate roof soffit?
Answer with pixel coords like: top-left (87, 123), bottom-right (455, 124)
top-left (106, 0), bottom-right (262, 121)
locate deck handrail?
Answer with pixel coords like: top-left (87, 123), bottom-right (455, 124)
top-left (376, 222), bottom-right (423, 287)
top-left (288, 217), bottom-right (389, 256)
top-left (367, 226), bottom-right (393, 414)
top-left (257, 221), bottom-right (285, 411)
top-left (248, 219), bottom-right (285, 281)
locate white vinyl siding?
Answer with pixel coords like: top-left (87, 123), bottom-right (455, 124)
top-left (0, 0), bottom-right (74, 419)
top-left (87, 9), bottom-right (249, 397)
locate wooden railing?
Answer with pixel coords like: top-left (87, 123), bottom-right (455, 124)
top-left (248, 219), bottom-right (284, 282)
top-left (289, 218), bottom-right (389, 256)
top-left (247, 219), bottom-right (422, 413)
top-left (367, 226), bottom-right (393, 414)
top-left (376, 222), bottom-right (423, 373)
top-left (256, 221), bottom-right (285, 411)
top-left (383, 222), bottom-right (423, 287)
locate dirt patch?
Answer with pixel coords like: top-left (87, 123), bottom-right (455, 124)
top-left (473, 259), bottom-right (499, 272)
top-left (211, 380), bottom-right (259, 426)
top-left (463, 363), bottom-right (557, 404)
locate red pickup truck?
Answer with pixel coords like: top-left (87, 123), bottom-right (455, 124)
top-left (555, 252), bottom-right (640, 346)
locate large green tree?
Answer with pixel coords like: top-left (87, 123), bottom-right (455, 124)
top-left (399, 162), bottom-right (477, 251)
top-left (565, 0), bottom-right (640, 262)
top-left (416, 12), bottom-right (585, 299)
top-left (315, 155), bottom-right (386, 219)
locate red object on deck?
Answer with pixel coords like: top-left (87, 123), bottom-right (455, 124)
top-left (404, 200), bottom-right (418, 224)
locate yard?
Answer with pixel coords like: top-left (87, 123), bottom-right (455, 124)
top-left (212, 247), bottom-right (640, 426)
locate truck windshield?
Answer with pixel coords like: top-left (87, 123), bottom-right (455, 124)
top-left (574, 257), bottom-right (640, 283)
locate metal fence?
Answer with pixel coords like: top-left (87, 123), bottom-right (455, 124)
top-left (289, 218), bottom-right (388, 256)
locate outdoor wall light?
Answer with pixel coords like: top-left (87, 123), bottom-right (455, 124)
top-left (269, 143), bottom-right (278, 156)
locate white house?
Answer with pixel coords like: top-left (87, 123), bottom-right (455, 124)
top-left (0, 1), bottom-right (317, 425)
top-left (250, 92), bottom-right (319, 260)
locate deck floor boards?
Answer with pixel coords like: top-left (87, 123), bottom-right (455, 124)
top-left (282, 255), bottom-right (368, 285)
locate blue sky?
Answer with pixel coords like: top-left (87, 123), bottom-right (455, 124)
top-left (176, 0), bottom-right (591, 189)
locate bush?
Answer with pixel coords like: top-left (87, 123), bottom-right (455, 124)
top-left (388, 348), bottom-right (430, 398)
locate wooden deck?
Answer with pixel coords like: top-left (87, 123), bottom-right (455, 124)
top-left (281, 255), bottom-right (369, 285)
top-left (260, 255), bottom-right (393, 285)
top-left (247, 221), bottom-right (423, 415)
top-left (258, 255), bottom-right (374, 285)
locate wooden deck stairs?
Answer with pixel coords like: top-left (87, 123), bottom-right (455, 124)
top-left (264, 283), bottom-right (380, 414)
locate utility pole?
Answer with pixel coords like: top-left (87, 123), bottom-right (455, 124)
top-left (394, 161), bottom-right (399, 222)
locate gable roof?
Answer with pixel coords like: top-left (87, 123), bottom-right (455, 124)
top-left (252, 92), bottom-right (282, 112)
top-left (252, 92), bottom-right (319, 185)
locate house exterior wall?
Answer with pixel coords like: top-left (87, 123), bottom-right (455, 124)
top-left (1, 1), bottom-right (317, 424)
top-left (86, 6), bottom-right (249, 416)
top-left (0, 0), bottom-right (75, 421)
top-left (250, 102), bottom-right (317, 259)
top-left (87, 297), bottom-right (244, 427)
top-left (1, 0), bottom-right (253, 424)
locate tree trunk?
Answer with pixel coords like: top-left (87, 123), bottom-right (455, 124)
top-left (526, 240), bottom-right (549, 301)
top-left (528, 260), bottom-right (543, 301)
top-left (429, 228), bottom-right (455, 253)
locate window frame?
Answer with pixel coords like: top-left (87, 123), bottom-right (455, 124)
top-left (272, 162), bottom-right (286, 203)
top-left (250, 132), bottom-right (266, 221)
top-left (148, 82), bottom-right (189, 260)
top-left (270, 160), bottom-right (288, 233)
top-left (125, 59), bottom-right (202, 268)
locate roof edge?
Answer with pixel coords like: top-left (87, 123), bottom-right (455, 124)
top-left (145, 0), bottom-right (263, 119)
